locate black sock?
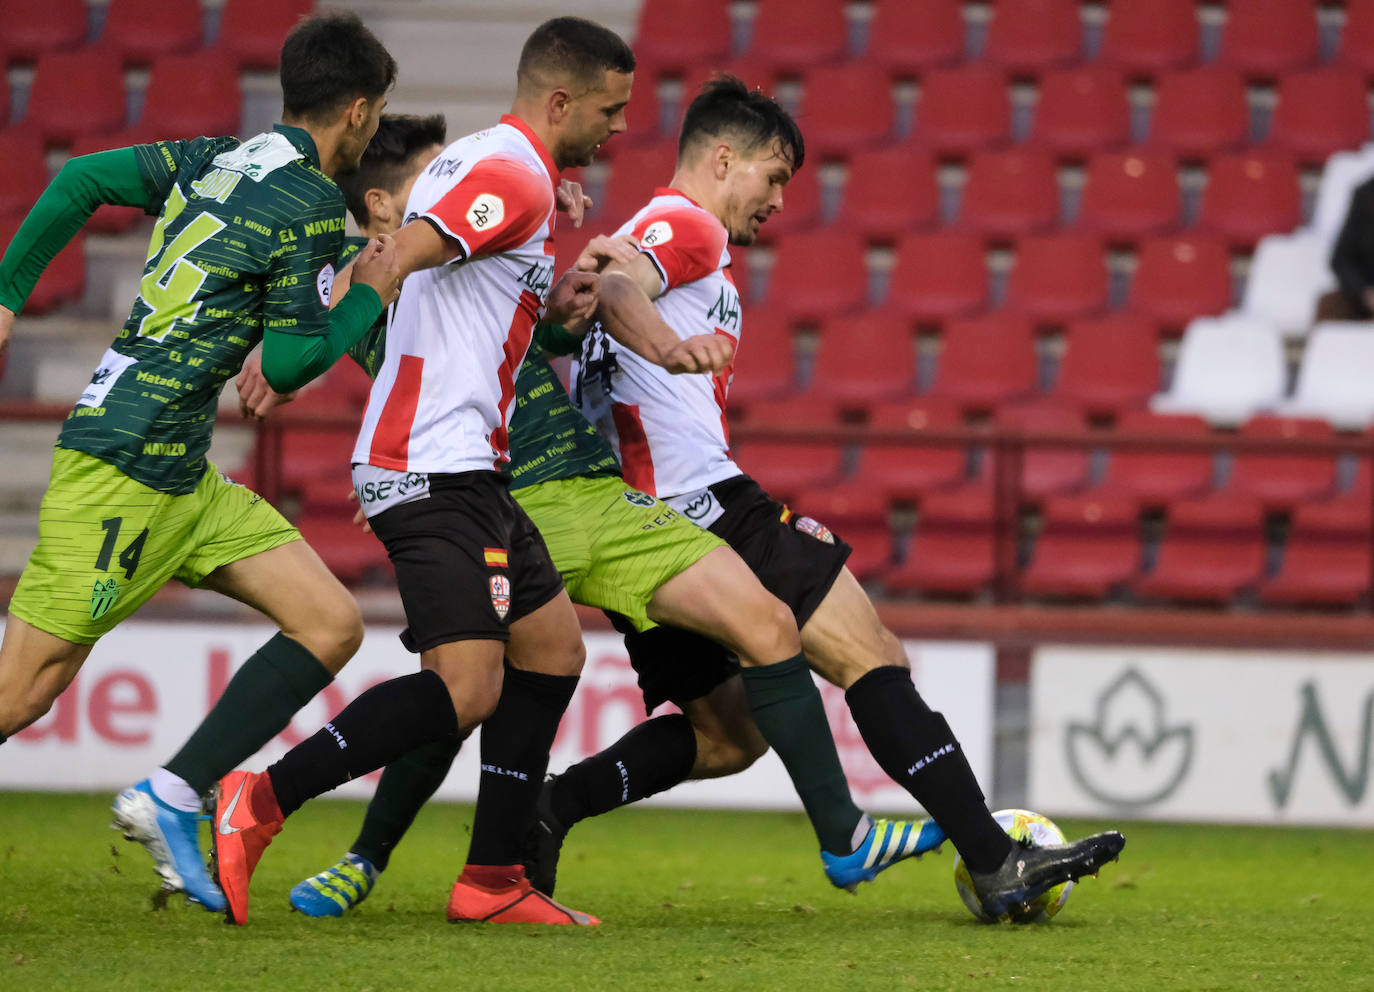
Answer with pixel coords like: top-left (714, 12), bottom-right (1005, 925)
top-left (352, 735), bottom-right (466, 872)
top-left (267, 669), bottom-right (459, 819)
top-left (845, 666), bottom-right (1011, 872)
top-left (549, 712), bottom-right (698, 827)
top-left (739, 653), bottom-right (867, 856)
top-left (0, 730), bottom-right (6, 746)
top-left (165, 633), bottom-right (332, 794)
top-left (466, 666), bottom-right (578, 868)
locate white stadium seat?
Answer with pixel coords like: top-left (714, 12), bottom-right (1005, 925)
top-left (1309, 144), bottom-right (1374, 251)
top-left (1150, 315), bottom-right (1286, 426)
top-left (1238, 231), bottom-right (1335, 338)
top-left (1275, 321), bottom-right (1374, 429)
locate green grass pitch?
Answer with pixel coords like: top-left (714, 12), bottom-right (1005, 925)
top-left (1, 792), bottom-right (1370, 991)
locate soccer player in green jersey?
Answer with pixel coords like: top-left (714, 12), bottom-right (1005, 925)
top-left (234, 114), bottom-right (945, 920)
top-left (0, 13), bottom-right (401, 913)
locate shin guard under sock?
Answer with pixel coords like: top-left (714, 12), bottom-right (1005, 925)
top-left (549, 712), bottom-right (697, 827)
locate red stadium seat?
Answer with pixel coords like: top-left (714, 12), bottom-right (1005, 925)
top-left (1021, 493), bottom-right (1141, 599)
top-left (1196, 153), bottom-right (1302, 251)
top-left (1337, 0), bottom-right (1374, 82)
top-left (994, 402), bottom-right (1092, 501)
top-left (755, 163), bottom-right (820, 241)
top-left (134, 53), bottom-right (242, 141)
top-left (0, 131), bottom-right (50, 219)
top-left (1145, 66), bottom-right (1250, 161)
top-left (732, 441), bottom-right (846, 503)
top-left (886, 486), bottom-right (997, 596)
top-left (843, 526), bottom-right (897, 583)
top-left (1098, 0), bottom-right (1199, 77)
top-left (0, 0), bottom-right (87, 65)
top-left (1267, 68), bottom-right (1371, 166)
top-left (1002, 232), bottom-right (1109, 325)
top-left (957, 147), bottom-right (1060, 241)
top-left (745, 0), bottom-right (849, 74)
top-left (1126, 234), bottom-right (1233, 336)
top-left (594, 139), bottom-right (680, 225)
top-left (927, 314), bottom-right (1038, 413)
top-left (23, 50), bottom-right (127, 145)
top-left (909, 66), bottom-right (1012, 157)
top-left (734, 394), bottom-right (844, 431)
top-left (1029, 66), bottom-right (1130, 160)
top-left (793, 480), bottom-right (891, 531)
top-left (1076, 150), bottom-right (1181, 244)
top-left (1259, 496), bottom-right (1373, 607)
top-left (280, 424), bottom-right (357, 494)
top-left (97, 0), bottom-right (203, 64)
top-left (882, 231), bottom-right (988, 323)
top-left (808, 312), bottom-right (915, 405)
top-left (211, 0), bottom-right (315, 70)
top-left (981, 0), bottom-right (1083, 77)
top-left (1225, 415), bottom-right (1338, 510)
top-left (632, 1), bottom-right (732, 75)
top-left (832, 146), bottom-right (939, 243)
top-left (727, 310), bottom-right (796, 404)
top-left (760, 231), bottom-right (869, 321)
top-left (0, 70), bottom-right (8, 127)
top-left (1134, 493), bottom-right (1267, 604)
top-left (296, 515), bottom-right (391, 586)
top-left (1216, 0), bottom-right (1320, 80)
top-left (1054, 315), bottom-right (1160, 416)
top-left (1095, 410), bottom-right (1215, 506)
top-left (795, 63), bottom-right (895, 160)
top-left (864, 0), bottom-right (965, 77)
top-left (861, 396), bottom-right (971, 497)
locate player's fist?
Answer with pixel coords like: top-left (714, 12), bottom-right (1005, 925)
top-left (663, 333), bottom-right (734, 375)
top-left (236, 351), bottom-right (295, 420)
top-left (556, 179), bottom-right (593, 229)
top-left (575, 234), bottom-right (639, 273)
top-left (352, 233), bottom-right (401, 306)
top-left (546, 270), bottom-right (600, 324)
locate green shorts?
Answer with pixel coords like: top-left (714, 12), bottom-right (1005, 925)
top-left (513, 474), bottom-right (725, 632)
top-left (8, 447), bottom-right (301, 644)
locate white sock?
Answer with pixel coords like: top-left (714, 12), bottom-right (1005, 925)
top-left (849, 814), bottom-right (874, 854)
top-left (148, 767), bottom-right (201, 813)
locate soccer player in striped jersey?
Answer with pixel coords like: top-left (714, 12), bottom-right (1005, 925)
top-left (0, 13), bottom-right (400, 913)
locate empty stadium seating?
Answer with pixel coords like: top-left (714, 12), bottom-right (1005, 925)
top-left (1134, 493), bottom-right (1269, 604)
top-left (1097, 0), bottom-right (1199, 77)
top-left (1238, 232), bottom-right (1334, 338)
top-left (864, 0), bottom-right (965, 77)
top-left (1276, 323), bottom-right (1374, 429)
top-left (1022, 493), bottom-right (1141, 600)
top-left (981, 0), bottom-right (1083, 77)
top-left (1053, 315), bottom-right (1160, 416)
top-left (1029, 66), bottom-right (1130, 160)
top-left (831, 147), bottom-right (940, 243)
top-left (1126, 234), bottom-right (1234, 335)
top-left (1145, 66), bottom-right (1250, 160)
top-left (97, 0), bottom-right (204, 65)
top-left (1151, 316), bottom-right (1286, 426)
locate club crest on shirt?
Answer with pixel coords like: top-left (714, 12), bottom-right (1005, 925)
top-left (316, 263), bottom-right (336, 306)
top-left (489, 575), bottom-right (511, 620)
top-left (467, 193), bottom-right (505, 230)
top-left (795, 516), bottom-right (836, 544)
top-left (90, 578), bottom-right (120, 619)
top-left (640, 220), bottom-right (673, 248)
top-left (622, 490), bottom-right (656, 508)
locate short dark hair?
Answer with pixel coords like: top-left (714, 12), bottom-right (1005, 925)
top-left (516, 16), bottom-right (635, 96)
top-left (337, 114), bottom-right (448, 227)
top-left (280, 12), bottom-right (397, 123)
top-left (679, 75), bottom-right (805, 173)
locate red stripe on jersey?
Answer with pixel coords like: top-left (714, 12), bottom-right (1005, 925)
top-left (713, 327), bottom-right (737, 451)
top-left (489, 289), bottom-right (542, 467)
top-left (368, 354), bottom-right (425, 470)
top-left (611, 402), bottom-right (657, 496)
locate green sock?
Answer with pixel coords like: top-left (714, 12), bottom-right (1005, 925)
top-left (164, 632), bottom-right (332, 794)
top-left (739, 652), bottom-right (866, 855)
top-left (352, 736), bottom-right (464, 872)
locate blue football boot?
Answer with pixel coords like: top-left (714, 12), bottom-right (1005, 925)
top-left (821, 816), bottom-right (948, 892)
top-left (111, 779), bottom-right (226, 912)
top-left (290, 853), bottom-right (379, 917)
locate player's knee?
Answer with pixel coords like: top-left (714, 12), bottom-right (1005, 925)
top-left (297, 594), bottom-right (364, 673)
top-left (878, 625), bottom-right (910, 670)
top-left (0, 686), bottom-right (58, 736)
top-left (738, 595), bottom-right (801, 664)
top-left (694, 726), bottom-right (768, 776)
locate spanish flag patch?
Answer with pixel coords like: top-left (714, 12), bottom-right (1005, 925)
top-left (779, 507), bottom-right (793, 524)
top-left (483, 547), bottom-right (509, 567)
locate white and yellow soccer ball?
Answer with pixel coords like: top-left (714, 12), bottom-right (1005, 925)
top-left (953, 808), bottom-right (1074, 923)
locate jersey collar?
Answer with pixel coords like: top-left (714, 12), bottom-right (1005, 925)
top-left (273, 124), bottom-right (322, 169)
top-left (656, 187), bottom-right (706, 209)
top-left (500, 114), bottom-right (560, 188)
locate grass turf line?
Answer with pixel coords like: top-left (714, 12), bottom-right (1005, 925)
top-left (0, 792), bottom-right (1369, 991)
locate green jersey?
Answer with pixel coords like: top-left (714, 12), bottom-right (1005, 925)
top-left (339, 232), bottom-right (619, 490)
top-left (57, 127), bottom-right (349, 494)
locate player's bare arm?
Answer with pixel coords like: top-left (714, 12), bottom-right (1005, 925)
top-left (597, 254), bottom-right (734, 374)
top-left (0, 304), bottom-right (14, 359)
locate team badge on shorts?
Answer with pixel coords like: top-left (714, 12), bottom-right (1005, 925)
top-left (489, 575), bottom-right (511, 620)
top-left (622, 490), bottom-right (656, 508)
top-left (90, 578), bottom-right (120, 619)
top-left (795, 516), bottom-right (836, 545)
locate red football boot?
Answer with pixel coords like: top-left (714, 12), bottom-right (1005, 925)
top-left (447, 866), bottom-right (600, 925)
top-left (209, 770), bottom-right (284, 925)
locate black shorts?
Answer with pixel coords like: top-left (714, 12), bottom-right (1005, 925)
top-left (615, 472), bottom-right (852, 713)
top-left (368, 470), bottom-right (564, 653)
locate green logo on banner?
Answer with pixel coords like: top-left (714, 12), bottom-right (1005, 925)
top-left (90, 578), bottom-right (120, 619)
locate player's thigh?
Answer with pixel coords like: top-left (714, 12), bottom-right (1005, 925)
top-left (0, 616), bottom-right (94, 732)
top-left (6, 449), bottom-right (203, 646)
top-left (505, 589), bottom-right (584, 676)
top-left (420, 636), bottom-right (507, 732)
top-left (800, 566), bottom-right (908, 690)
top-left (679, 673), bottom-right (768, 779)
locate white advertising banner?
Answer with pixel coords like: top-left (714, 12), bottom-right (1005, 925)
top-left (1030, 646), bottom-right (1374, 826)
top-left (0, 621), bottom-right (994, 814)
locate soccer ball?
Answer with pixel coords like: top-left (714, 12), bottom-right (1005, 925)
top-left (952, 808), bottom-right (1074, 923)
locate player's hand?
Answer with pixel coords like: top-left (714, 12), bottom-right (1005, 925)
top-left (236, 351), bottom-right (295, 420)
top-left (574, 234), bottom-right (639, 273)
top-left (0, 304), bottom-right (14, 360)
top-left (545, 270), bottom-right (600, 324)
top-left (347, 487), bottom-right (372, 533)
top-left (662, 333), bottom-right (735, 375)
top-left (352, 233), bottom-right (401, 306)
top-left (556, 179), bottom-right (593, 229)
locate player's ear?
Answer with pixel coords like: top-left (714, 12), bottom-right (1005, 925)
top-left (711, 142), bottom-right (733, 181)
top-left (547, 86), bottom-right (573, 124)
top-left (345, 96), bottom-right (371, 129)
top-left (365, 187), bottom-right (391, 226)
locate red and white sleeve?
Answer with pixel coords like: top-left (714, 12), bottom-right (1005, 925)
top-left (632, 207), bottom-right (728, 292)
top-left (423, 156), bottom-right (555, 260)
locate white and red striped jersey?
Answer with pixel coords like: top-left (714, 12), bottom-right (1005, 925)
top-left (352, 114), bottom-right (559, 477)
top-left (572, 188), bottom-right (744, 499)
